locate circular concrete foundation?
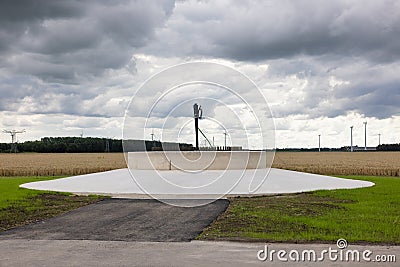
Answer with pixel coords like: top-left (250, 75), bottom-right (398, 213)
top-left (21, 168), bottom-right (374, 199)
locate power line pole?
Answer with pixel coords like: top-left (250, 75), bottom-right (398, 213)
top-left (3, 129), bottom-right (26, 153)
top-left (104, 136), bottom-right (114, 153)
top-left (105, 139), bottom-right (110, 152)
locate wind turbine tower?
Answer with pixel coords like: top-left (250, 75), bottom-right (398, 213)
top-left (193, 103), bottom-right (202, 150)
top-left (363, 121), bottom-right (367, 150)
top-left (223, 131), bottom-right (228, 149)
top-left (150, 129), bottom-right (155, 141)
top-left (318, 134), bottom-right (321, 152)
top-left (350, 126), bottom-right (354, 152)
top-left (3, 129), bottom-right (26, 153)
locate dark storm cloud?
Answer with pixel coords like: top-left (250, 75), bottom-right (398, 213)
top-left (1, 0), bottom-right (400, 122)
top-left (0, 0), bottom-right (175, 82)
top-left (0, 0), bottom-right (84, 22)
top-left (0, 0), bottom-right (175, 117)
top-left (0, 0), bottom-right (86, 55)
top-left (141, 0), bottom-right (400, 119)
top-left (158, 0), bottom-right (400, 63)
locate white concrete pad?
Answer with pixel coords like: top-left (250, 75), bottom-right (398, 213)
top-left (20, 168), bottom-right (374, 198)
top-left (128, 151), bottom-right (268, 170)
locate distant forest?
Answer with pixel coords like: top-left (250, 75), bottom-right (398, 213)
top-left (276, 144), bottom-right (400, 152)
top-left (0, 137), bottom-right (123, 153)
top-left (0, 137), bottom-right (192, 153)
top-left (0, 137), bottom-right (399, 153)
top-left (377, 143), bottom-right (400, 151)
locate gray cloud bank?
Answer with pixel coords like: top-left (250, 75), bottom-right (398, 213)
top-left (0, 0), bottom-right (399, 125)
top-left (0, 0), bottom-right (174, 117)
top-left (149, 0), bottom-right (400, 119)
top-left (0, 0), bottom-right (174, 81)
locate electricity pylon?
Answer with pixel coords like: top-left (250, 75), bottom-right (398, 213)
top-left (3, 129), bottom-right (26, 153)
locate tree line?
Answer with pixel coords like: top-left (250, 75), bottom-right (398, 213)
top-left (0, 137), bottom-right (194, 153)
top-left (0, 137), bottom-right (123, 153)
top-left (0, 137), bottom-right (399, 153)
top-left (377, 143), bottom-right (400, 151)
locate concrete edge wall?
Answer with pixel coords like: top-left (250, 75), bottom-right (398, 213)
top-left (128, 151), bottom-right (267, 170)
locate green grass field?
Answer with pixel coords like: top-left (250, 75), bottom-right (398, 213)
top-left (0, 177), bottom-right (107, 231)
top-left (1, 175), bottom-right (399, 244)
top-left (198, 176), bottom-right (400, 245)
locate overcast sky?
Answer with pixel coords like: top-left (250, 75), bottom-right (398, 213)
top-left (0, 0), bottom-right (399, 148)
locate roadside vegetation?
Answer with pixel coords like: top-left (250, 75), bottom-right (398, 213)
top-left (0, 176), bottom-right (107, 231)
top-left (199, 176), bottom-right (400, 245)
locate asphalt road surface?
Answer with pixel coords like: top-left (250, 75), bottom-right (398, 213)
top-left (0, 199), bottom-right (229, 242)
top-left (0, 240), bottom-right (398, 267)
top-left (1, 198), bottom-right (398, 267)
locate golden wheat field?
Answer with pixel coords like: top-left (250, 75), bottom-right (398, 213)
top-left (0, 152), bottom-right (399, 176)
top-left (273, 152), bottom-right (400, 177)
top-left (0, 153), bottom-right (126, 176)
